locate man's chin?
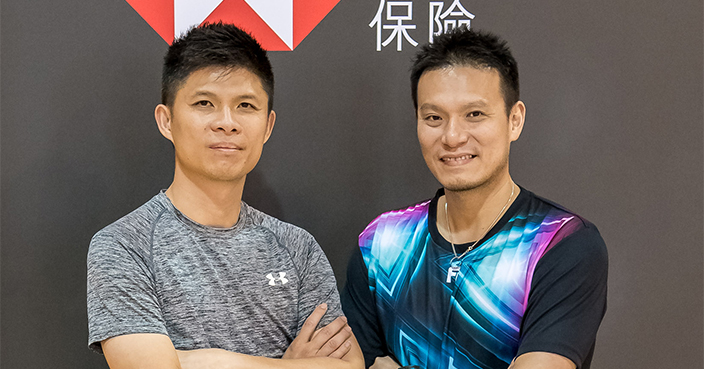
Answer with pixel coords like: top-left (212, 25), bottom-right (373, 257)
top-left (200, 170), bottom-right (248, 184)
top-left (441, 181), bottom-right (482, 193)
top-left (203, 165), bottom-right (254, 184)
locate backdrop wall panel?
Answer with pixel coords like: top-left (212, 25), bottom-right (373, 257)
top-left (1, 0), bottom-right (702, 368)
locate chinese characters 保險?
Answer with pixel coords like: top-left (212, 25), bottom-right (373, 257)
top-left (370, 0), bottom-right (475, 51)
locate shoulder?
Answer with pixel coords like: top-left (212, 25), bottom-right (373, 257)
top-left (524, 191), bottom-right (608, 274)
top-left (357, 198), bottom-right (433, 272)
top-left (241, 202), bottom-right (317, 246)
top-left (538, 222), bottom-right (608, 275)
top-left (359, 198), bottom-right (432, 243)
top-left (89, 194), bottom-right (169, 258)
top-left (523, 189), bottom-right (603, 240)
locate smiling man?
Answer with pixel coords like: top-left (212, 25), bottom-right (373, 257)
top-left (341, 28), bottom-right (608, 369)
top-left (87, 23), bottom-right (363, 369)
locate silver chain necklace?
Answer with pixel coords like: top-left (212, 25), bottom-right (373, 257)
top-left (444, 184), bottom-right (515, 283)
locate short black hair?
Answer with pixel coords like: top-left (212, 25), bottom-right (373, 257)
top-left (161, 22), bottom-right (274, 112)
top-left (411, 27), bottom-right (519, 115)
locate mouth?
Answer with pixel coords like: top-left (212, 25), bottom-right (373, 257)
top-left (440, 154), bottom-right (477, 163)
top-left (210, 143), bottom-right (243, 151)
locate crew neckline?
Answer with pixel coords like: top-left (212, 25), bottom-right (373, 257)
top-left (427, 186), bottom-right (530, 254)
top-left (156, 190), bottom-right (248, 234)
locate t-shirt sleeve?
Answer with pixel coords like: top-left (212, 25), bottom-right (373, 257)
top-left (341, 247), bottom-right (389, 368)
top-left (293, 233), bottom-right (344, 332)
top-left (86, 231), bottom-right (168, 354)
top-left (516, 219), bottom-right (608, 368)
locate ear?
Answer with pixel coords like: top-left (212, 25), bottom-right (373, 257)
top-left (508, 101), bottom-right (526, 142)
top-left (263, 110), bottom-right (276, 144)
top-left (154, 104), bottom-right (174, 143)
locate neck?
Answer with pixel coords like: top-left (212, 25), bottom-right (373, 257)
top-left (439, 175), bottom-right (519, 244)
top-left (165, 166), bottom-right (246, 228)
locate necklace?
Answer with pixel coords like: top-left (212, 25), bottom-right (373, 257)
top-left (444, 184), bottom-right (515, 283)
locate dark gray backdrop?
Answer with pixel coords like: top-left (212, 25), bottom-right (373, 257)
top-left (1, 0), bottom-right (702, 368)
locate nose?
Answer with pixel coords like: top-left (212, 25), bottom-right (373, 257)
top-left (441, 117), bottom-right (468, 148)
top-left (211, 107), bottom-right (242, 134)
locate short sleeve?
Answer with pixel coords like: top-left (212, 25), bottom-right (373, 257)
top-left (341, 247), bottom-right (389, 368)
top-left (516, 221), bottom-right (608, 368)
top-left (87, 231), bottom-right (168, 353)
top-left (293, 234), bottom-right (344, 332)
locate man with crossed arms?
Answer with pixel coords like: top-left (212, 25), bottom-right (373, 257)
top-left (87, 23), bottom-right (363, 369)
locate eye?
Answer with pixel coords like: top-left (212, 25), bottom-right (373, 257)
top-left (421, 114), bottom-right (443, 127)
top-left (467, 111), bottom-right (484, 118)
top-left (194, 100), bottom-right (213, 107)
top-left (238, 102), bottom-right (255, 109)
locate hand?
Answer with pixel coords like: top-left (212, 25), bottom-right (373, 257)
top-left (369, 356), bottom-right (400, 369)
top-left (283, 304), bottom-right (354, 360)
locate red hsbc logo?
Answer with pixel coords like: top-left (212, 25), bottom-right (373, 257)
top-left (125, 0), bottom-right (340, 51)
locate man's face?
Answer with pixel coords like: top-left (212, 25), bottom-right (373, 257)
top-left (416, 66), bottom-right (524, 192)
top-left (156, 66), bottom-right (275, 184)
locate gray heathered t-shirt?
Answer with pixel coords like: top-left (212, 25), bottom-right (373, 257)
top-left (87, 192), bottom-right (343, 357)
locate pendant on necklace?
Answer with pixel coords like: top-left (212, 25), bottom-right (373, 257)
top-left (446, 259), bottom-right (462, 283)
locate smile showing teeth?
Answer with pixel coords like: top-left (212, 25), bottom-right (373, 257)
top-left (442, 154), bottom-right (476, 162)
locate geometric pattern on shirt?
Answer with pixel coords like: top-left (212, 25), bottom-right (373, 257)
top-left (359, 199), bottom-right (575, 369)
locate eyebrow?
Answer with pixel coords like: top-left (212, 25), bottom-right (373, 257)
top-left (190, 91), bottom-right (216, 99)
top-left (418, 103), bottom-right (443, 112)
top-left (236, 94), bottom-right (260, 101)
top-left (463, 101), bottom-right (490, 109)
top-left (189, 91), bottom-right (262, 102)
top-left (418, 100), bottom-right (490, 111)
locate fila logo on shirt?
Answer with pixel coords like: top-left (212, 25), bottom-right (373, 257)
top-left (266, 272), bottom-right (289, 286)
top-left (124, 0), bottom-right (340, 50)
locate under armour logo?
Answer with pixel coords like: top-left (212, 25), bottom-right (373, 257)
top-left (266, 272), bottom-right (289, 286)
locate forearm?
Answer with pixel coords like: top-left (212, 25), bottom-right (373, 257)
top-left (178, 348), bottom-right (364, 369)
top-left (177, 302), bottom-right (365, 369)
top-left (102, 334), bottom-right (183, 369)
top-left (508, 352), bottom-right (576, 369)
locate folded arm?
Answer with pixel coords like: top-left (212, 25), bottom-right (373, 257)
top-left (102, 305), bottom-right (364, 369)
top-left (176, 342), bottom-right (363, 369)
top-left (103, 334), bottom-right (363, 369)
